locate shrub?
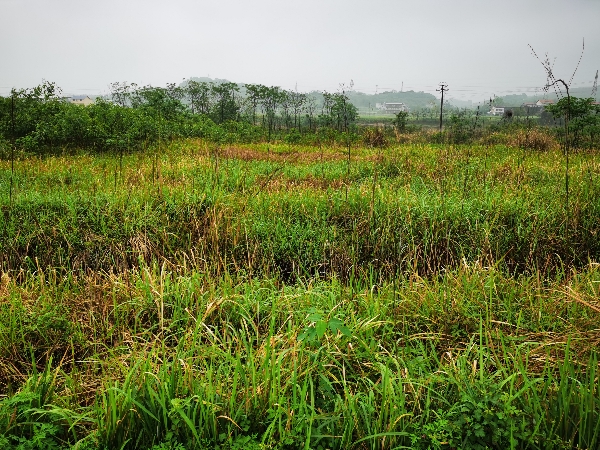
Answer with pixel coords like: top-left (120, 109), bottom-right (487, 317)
top-left (284, 129), bottom-right (302, 144)
top-left (509, 128), bottom-right (559, 152)
top-left (361, 127), bottom-right (388, 148)
top-left (478, 132), bottom-right (511, 147)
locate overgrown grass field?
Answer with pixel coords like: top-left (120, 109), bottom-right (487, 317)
top-left (0, 139), bottom-right (599, 449)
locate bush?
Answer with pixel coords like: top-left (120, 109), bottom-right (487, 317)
top-left (478, 132), bottom-right (511, 147)
top-left (361, 127), bottom-right (388, 148)
top-left (509, 128), bottom-right (559, 152)
top-left (447, 111), bottom-right (474, 144)
top-left (393, 110), bottom-right (409, 132)
top-left (0, 136), bottom-right (11, 159)
top-left (284, 129), bottom-right (302, 144)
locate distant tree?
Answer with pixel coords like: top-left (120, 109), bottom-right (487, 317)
top-left (393, 111), bottom-right (409, 132)
top-left (317, 89), bottom-right (358, 131)
top-left (109, 82), bottom-right (135, 107)
top-left (330, 91), bottom-right (357, 131)
top-left (279, 90), bottom-right (293, 129)
top-left (1, 81), bottom-right (64, 149)
top-left (289, 91), bottom-right (306, 130)
top-left (320, 92), bottom-right (335, 127)
top-left (545, 96), bottom-right (600, 147)
top-left (304, 95), bottom-right (318, 131)
top-left (210, 82), bottom-right (239, 124)
top-left (259, 86), bottom-right (282, 140)
top-left (545, 96), bottom-right (597, 121)
top-left (244, 84), bottom-right (263, 125)
top-left (186, 80), bottom-right (212, 115)
top-left (130, 84), bottom-right (186, 120)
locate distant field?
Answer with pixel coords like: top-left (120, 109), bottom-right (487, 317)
top-left (356, 114), bottom-right (507, 128)
top-left (0, 139), bottom-right (599, 449)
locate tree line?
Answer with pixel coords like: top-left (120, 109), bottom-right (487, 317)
top-left (0, 80), bottom-right (358, 154)
top-left (1, 79), bottom-right (598, 154)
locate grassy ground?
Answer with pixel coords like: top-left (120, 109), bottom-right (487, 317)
top-left (0, 139), bottom-right (599, 449)
top-left (2, 139), bottom-right (599, 278)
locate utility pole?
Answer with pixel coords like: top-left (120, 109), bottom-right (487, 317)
top-left (10, 92), bottom-right (15, 206)
top-left (436, 82), bottom-right (448, 131)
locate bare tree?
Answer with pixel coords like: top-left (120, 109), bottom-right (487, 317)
top-left (529, 39), bottom-right (585, 216)
top-left (109, 82), bottom-right (135, 107)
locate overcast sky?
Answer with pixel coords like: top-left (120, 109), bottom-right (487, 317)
top-left (1, 0), bottom-right (599, 102)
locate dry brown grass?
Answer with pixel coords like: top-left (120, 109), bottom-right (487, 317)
top-left (255, 173), bottom-right (346, 192)
top-left (394, 130), bottom-right (431, 145)
top-left (509, 129), bottom-right (560, 152)
top-left (220, 146), bottom-right (347, 164)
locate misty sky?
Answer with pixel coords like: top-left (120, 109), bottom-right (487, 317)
top-left (1, 0), bottom-right (599, 103)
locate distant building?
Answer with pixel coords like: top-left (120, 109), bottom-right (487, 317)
top-left (376, 102), bottom-right (409, 114)
top-left (535, 99), bottom-right (554, 108)
top-left (66, 95), bottom-right (94, 106)
top-left (489, 106), bottom-right (507, 116)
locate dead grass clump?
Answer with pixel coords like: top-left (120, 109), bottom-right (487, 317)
top-left (125, 168), bottom-right (147, 187)
top-left (221, 146), bottom-right (345, 164)
top-left (394, 129), bottom-right (428, 144)
top-left (362, 128), bottom-right (388, 148)
top-left (0, 272), bottom-right (10, 298)
top-left (478, 132), bottom-right (511, 147)
top-left (256, 173), bottom-right (345, 192)
top-left (510, 129), bottom-right (560, 152)
top-left (492, 161), bottom-right (515, 182)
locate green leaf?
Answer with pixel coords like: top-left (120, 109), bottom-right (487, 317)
top-left (307, 312), bottom-right (324, 323)
top-left (328, 318), bottom-right (352, 337)
top-left (315, 321), bottom-right (327, 339)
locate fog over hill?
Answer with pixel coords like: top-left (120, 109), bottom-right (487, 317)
top-left (181, 77), bottom-right (437, 111)
top-left (180, 77), bottom-right (597, 112)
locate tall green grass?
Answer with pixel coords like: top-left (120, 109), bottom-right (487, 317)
top-left (0, 140), bottom-right (599, 448)
top-left (0, 265), bottom-right (599, 448)
top-left (1, 141), bottom-right (599, 280)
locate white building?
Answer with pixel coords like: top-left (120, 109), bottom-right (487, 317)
top-left (489, 106), bottom-right (506, 116)
top-left (535, 99), bottom-right (554, 108)
top-left (376, 102), bottom-right (409, 114)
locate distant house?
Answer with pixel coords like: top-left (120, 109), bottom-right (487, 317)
top-left (535, 99), bottom-right (554, 108)
top-left (376, 102), bottom-right (409, 114)
top-left (67, 95), bottom-right (94, 106)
